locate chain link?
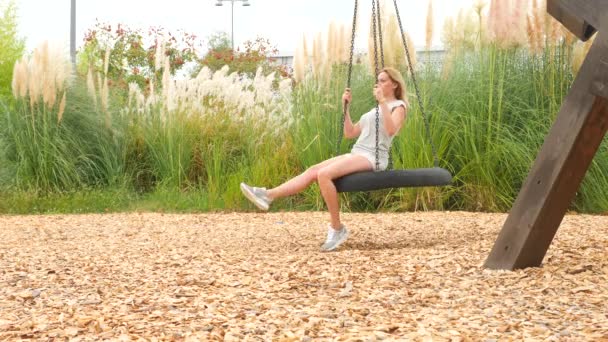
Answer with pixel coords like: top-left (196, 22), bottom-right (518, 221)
top-left (375, 0), bottom-right (393, 170)
top-left (376, 0), bottom-right (385, 68)
top-left (336, 0), bottom-right (358, 157)
top-left (392, 0), bottom-right (439, 167)
top-left (371, 0), bottom-right (381, 171)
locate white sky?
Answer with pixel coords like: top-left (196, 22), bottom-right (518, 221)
top-left (14, 0), bottom-right (477, 55)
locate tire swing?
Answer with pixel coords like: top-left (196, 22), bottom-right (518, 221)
top-left (334, 0), bottom-right (452, 193)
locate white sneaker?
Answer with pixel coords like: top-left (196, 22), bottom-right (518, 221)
top-left (240, 182), bottom-right (272, 211)
top-left (321, 224), bottom-right (349, 251)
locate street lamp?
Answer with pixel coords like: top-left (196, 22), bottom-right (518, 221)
top-left (70, 0), bottom-right (76, 66)
top-left (215, 0), bottom-right (250, 51)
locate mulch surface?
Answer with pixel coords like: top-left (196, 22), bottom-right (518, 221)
top-left (0, 211), bottom-right (607, 341)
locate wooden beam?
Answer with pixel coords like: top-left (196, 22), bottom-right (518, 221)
top-left (547, 0), bottom-right (606, 40)
top-left (484, 32), bottom-right (608, 270)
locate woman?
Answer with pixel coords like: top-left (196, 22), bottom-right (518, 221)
top-left (241, 67), bottom-right (408, 251)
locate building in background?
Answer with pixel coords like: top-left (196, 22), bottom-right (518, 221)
top-left (270, 47), bottom-right (447, 74)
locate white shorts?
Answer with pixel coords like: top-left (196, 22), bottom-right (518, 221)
top-left (350, 147), bottom-right (388, 171)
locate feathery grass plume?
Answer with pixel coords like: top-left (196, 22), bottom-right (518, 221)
top-left (425, 0), bottom-right (434, 51)
top-left (53, 47), bottom-right (70, 92)
top-left (404, 30), bottom-right (417, 70)
top-left (162, 56), bottom-right (175, 113)
top-left (57, 92), bottom-right (66, 123)
top-left (15, 41), bottom-right (71, 110)
top-left (11, 59), bottom-right (28, 98)
top-left (327, 21), bottom-right (337, 67)
top-left (101, 76), bottom-right (109, 124)
top-left (509, 0), bottom-right (528, 48)
top-left (379, 0), bottom-right (394, 64)
top-left (473, 0), bottom-right (486, 46)
top-left (86, 65), bottom-right (98, 108)
top-left (541, 0), bottom-right (563, 47)
top-left (292, 37), bottom-right (305, 83)
top-left (549, 17), bottom-right (562, 46)
top-left (381, 13), bottom-right (393, 68)
top-left (344, 24), bottom-right (354, 63)
top-left (442, 17), bottom-right (456, 51)
top-left (495, 0), bottom-right (511, 47)
top-left (155, 37), bottom-right (165, 71)
top-left (488, 0), bottom-right (513, 47)
top-left (571, 34), bottom-right (595, 75)
top-left (301, 34), bottom-right (310, 81)
top-left (337, 24), bottom-right (347, 63)
top-left (389, 15), bottom-right (406, 68)
top-left (487, 0), bottom-right (499, 42)
top-left (27, 43), bottom-right (44, 107)
top-left (103, 44), bottom-right (111, 76)
top-left (42, 74), bottom-right (57, 108)
top-left (302, 33), bottom-right (309, 67)
top-left (562, 26), bottom-right (576, 47)
top-left (367, 14), bottom-right (378, 73)
top-left (312, 32), bottom-right (323, 81)
top-left (441, 52), bottom-right (454, 80)
top-left (533, 0), bottom-right (545, 51)
top-left (148, 78), bottom-right (156, 108)
top-left (526, 14), bottom-right (540, 54)
top-left (321, 59), bottom-right (332, 88)
top-left (127, 82), bottom-right (146, 112)
top-left (449, 9), bottom-right (478, 52)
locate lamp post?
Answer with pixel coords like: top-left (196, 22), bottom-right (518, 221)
top-left (214, 0), bottom-right (250, 51)
top-left (70, 0), bottom-right (76, 66)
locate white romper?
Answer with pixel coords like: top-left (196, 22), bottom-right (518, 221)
top-left (351, 99), bottom-right (407, 171)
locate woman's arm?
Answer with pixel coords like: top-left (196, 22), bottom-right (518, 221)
top-left (342, 89), bottom-right (362, 139)
top-left (379, 101), bottom-right (407, 136)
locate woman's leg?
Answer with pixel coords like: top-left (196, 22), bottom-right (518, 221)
top-left (266, 154), bottom-right (350, 200)
top-left (316, 154), bottom-right (373, 229)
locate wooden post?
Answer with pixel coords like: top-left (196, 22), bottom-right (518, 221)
top-left (485, 1), bottom-right (608, 270)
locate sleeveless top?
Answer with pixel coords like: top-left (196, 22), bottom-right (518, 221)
top-left (351, 99), bottom-right (407, 161)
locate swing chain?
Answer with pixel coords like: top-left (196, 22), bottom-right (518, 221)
top-left (372, 0), bottom-right (381, 171)
top-left (336, 0), bottom-right (358, 157)
top-left (392, 0), bottom-right (439, 168)
top-left (375, 0), bottom-right (394, 170)
top-left (376, 0), bottom-right (385, 68)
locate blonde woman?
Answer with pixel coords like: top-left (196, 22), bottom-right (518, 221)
top-left (241, 67), bottom-right (408, 251)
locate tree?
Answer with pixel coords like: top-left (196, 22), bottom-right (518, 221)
top-left (198, 34), bottom-right (291, 79)
top-left (0, 0), bottom-right (25, 100)
top-left (78, 21), bottom-right (202, 92)
top-left (207, 31), bottom-right (231, 52)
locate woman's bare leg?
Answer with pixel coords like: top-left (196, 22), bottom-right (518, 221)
top-left (316, 155), bottom-right (373, 229)
top-left (266, 155), bottom-right (349, 200)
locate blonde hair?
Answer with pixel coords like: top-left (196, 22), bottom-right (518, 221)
top-left (380, 67), bottom-right (407, 101)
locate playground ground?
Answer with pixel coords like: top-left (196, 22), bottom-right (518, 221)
top-left (0, 211), bottom-right (607, 340)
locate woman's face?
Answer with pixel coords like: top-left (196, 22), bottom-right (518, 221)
top-left (377, 72), bottom-right (397, 97)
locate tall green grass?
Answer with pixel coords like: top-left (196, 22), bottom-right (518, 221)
top-left (1, 40), bottom-right (608, 214)
top-left (0, 82), bottom-right (127, 192)
top-left (285, 42), bottom-right (608, 213)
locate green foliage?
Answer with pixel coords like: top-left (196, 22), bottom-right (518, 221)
top-left (2, 27), bottom-right (608, 214)
top-left (0, 0), bottom-right (25, 100)
top-left (78, 22), bottom-right (202, 91)
top-left (0, 79), bottom-right (128, 192)
top-left (207, 31), bottom-right (231, 51)
top-left (198, 36), bottom-right (291, 78)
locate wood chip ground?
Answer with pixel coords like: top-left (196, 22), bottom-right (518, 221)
top-left (0, 212), bottom-right (607, 341)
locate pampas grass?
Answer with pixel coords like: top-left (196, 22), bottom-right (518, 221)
top-left (292, 35), bottom-right (307, 83)
top-left (425, 0), bottom-right (434, 51)
top-left (12, 41), bottom-right (71, 117)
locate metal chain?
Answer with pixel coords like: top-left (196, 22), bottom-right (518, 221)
top-left (371, 0), bottom-right (381, 171)
top-left (336, 0), bottom-right (358, 157)
top-left (376, 0), bottom-right (385, 68)
top-left (375, 0), bottom-right (393, 170)
top-left (392, 0), bottom-right (439, 167)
